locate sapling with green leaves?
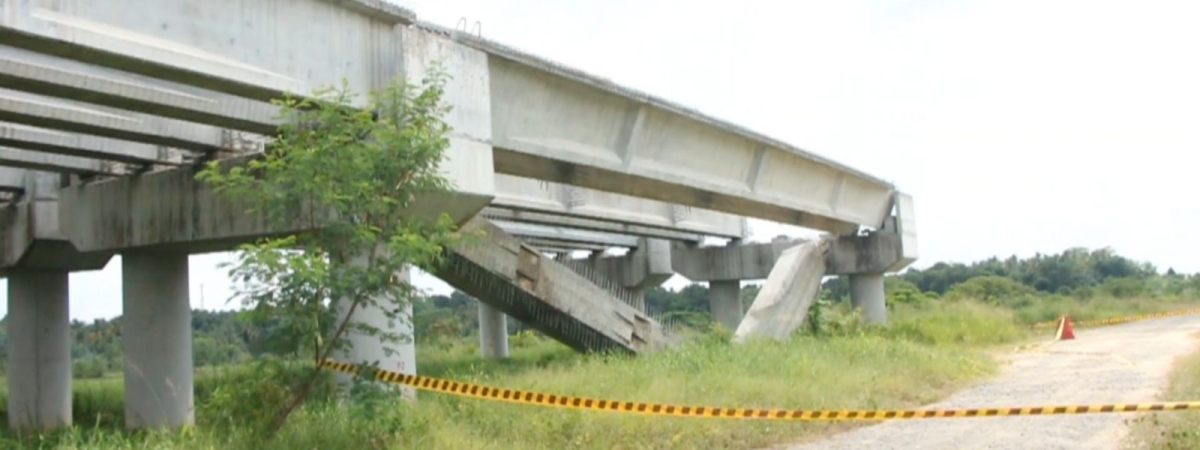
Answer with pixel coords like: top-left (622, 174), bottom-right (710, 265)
top-left (197, 66), bottom-right (464, 432)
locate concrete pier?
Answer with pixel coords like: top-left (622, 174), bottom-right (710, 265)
top-left (6, 269), bottom-right (71, 431)
top-left (334, 266), bottom-right (416, 398)
top-left (478, 302), bottom-right (510, 360)
top-left (709, 280), bottom-right (743, 330)
top-left (122, 251), bottom-right (194, 429)
top-left (849, 273), bottom-right (887, 325)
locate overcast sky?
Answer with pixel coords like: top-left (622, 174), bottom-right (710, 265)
top-left (3, 0), bottom-right (1199, 322)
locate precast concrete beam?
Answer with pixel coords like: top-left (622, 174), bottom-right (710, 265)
top-left (523, 240), bottom-right (609, 253)
top-left (0, 122), bottom-right (179, 166)
top-left (493, 173), bottom-right (746, 240)
top-left (122, 250), bottom-right (194, 429)
top-left (6, 269), bottom-right (71, 431)
top-left (443, 22), bottom-right (895, 232)
top-left (481, 207), bottom-right (705, 243)
top-left (0, 0), bottom-right (413, 104)
top-left (0, 89), bottom-right (229, 153)
top-left (56, 154), bottom-right (494, 253)
top-left (0, 48), bottom-right (280, 135)
top-left (495, 219), bottom-right (639, 248)
top-left (0, 146), bottom-right (118, 175)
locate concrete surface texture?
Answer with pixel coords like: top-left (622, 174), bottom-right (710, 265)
top-left (0, 0), bottom-right (904, 234)
top-left (5, 269), bottom-right (71, 430)
top-left (121, 250), bottom-right (194, 429)
top-left (776, 314), bottom-right (1200, 450)
top-left (435, 218), bottom-right (669, 353)
top-left (733, 240), bottom-right (829, 342)
top-left (849, 273), bottom-right (887, 325)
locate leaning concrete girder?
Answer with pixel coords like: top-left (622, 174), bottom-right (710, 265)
top-left (437, 218), bottom-right (668, 354)
top-left (0, 4), bottom-right (899, 232)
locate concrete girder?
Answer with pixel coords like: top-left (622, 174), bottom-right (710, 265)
top-left (493, 174), bottom-right (747, 240)
top-left (0, 146), bottom-right (118, 176)
top-left (0, 5), bottom-right (902, 232)
top-left (0, 1), bottom-right (411, 104)
top-left (0, 89), bottom-right (229, 153)
top-left (55, 154), bottom-right (494, 253)
top-left (494, 220), bottom-right (639, 248)
top-left (0, 122), bottom-right (179, 166)
top-left (480, 208), bottom-right (706, 243)
top-left (0, 49), bottom-right (279, 135)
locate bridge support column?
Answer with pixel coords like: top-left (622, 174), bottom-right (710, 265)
top-left (478, 302), bottom-right (509, 360)
top-left (122, 251), bottom-right (194, 429)
top-left (7, 269), bottom-right (71, 431)
top-left (849, 273), bottom-right (886, 325)
top-left (709, 280), bottom-right (742, 330)
top-left (334, 265), bottom-right (416, 398)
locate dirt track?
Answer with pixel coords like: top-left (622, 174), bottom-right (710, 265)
top-left (775, 314), bottom-right (1200, 450)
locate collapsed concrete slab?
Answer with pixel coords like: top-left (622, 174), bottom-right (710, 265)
top-left (435, 218), bottom-right (672, 354)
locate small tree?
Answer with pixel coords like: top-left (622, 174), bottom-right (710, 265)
top-left (197, 67), bottom-right (462, 432)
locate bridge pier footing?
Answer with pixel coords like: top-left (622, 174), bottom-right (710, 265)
top-left (6, 269), bottom-right (72, 431)
top-left (849, 273), bottom-right (887, 325)
top-left (478, 302), bottom-right (509, 360)
top-left (121, 251), bottom-right (194, 429)
top-left (709, 280), bottom-right (743, 330)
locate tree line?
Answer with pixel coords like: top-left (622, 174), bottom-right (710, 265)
top-left (0, 245), bottom-right (1191, 378)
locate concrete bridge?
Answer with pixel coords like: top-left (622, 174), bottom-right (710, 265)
top-left (0, 0), bottom-right (917, 432)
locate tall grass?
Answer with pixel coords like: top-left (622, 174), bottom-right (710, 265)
top-left (1125, 332), bottom-right (1200, 449)
top-left (9, 294), bottom-right (1190, 449)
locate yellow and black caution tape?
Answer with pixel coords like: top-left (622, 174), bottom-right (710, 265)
top-left (320, 359), bottom-right (1200, 420)
top-left (1030, 307), bottom-right (1200, 329)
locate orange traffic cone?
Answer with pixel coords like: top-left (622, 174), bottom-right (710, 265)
top-left (1054, 315), bottom-right (1075, 340)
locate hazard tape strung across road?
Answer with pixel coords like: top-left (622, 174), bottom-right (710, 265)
top-left (1030, 307), bottom-right (1200, 329)
top-left (320, 359), bottom-right (1200, 420)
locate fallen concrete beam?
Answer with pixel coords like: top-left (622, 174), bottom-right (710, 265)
top-left (0, 122), bottom-right (178, 166)
top-left (436, 218), bottom-right (668, 353)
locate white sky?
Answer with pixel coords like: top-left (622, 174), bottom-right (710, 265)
top-left (4, 0), bottom-right (1200, 322)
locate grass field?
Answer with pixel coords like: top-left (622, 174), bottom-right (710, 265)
top-left (2, 296), bottom-right (1197, 449)
top-left (1125, 331), bottom-right (1200, 450)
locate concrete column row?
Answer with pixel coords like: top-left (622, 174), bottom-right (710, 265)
top-left (7, 251), bottom-right (421, 431)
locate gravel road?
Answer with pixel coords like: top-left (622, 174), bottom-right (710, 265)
top-left (775, 314), bottom-right (1200, 450)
